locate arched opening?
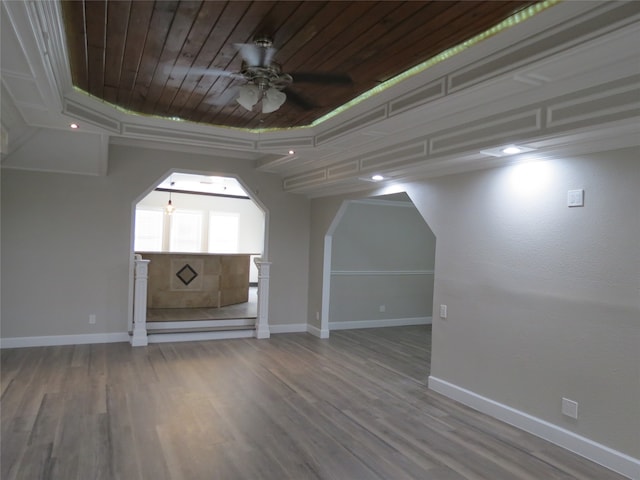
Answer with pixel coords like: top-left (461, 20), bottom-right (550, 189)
top-left (128, 170), bottom-right (268, 341)
top-left (321, 191), bottom-right (435, 374)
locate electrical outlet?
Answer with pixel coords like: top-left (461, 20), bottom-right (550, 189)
top-left (562, 397), bottom-right (578, 419)
top-left (315, 311), bottom-right (320, 321)
top-left (379, 305), bottom-right (386, 313)
top-left (89, 314), bottom-right (96, 325)
top-left (439, 304), bottom-right (447, 319)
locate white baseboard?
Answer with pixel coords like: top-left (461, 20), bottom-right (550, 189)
top-left (0, 323), bottom-right (318, 347)
top-left (428, 376), bottom-right (640, 480)
top-left (147, 330), bottom-right (254, 343)
top-left (0, 318), bottom-right (427, 348)
top-left (147, 318), bottom-right (255, 330)
top-left (269, 323), bottom-right (308, 334)
top-left (1, 332), bottom-right (130, 348)
top-left (307, 324), bottom-right (329, 339)
top-left (329, 316), bottom-right (431, 331)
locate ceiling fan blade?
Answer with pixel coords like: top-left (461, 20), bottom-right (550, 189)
top-left (283, 88), bottom-right (316, 111)
top-left (290, 72), bottom-right (353, 85)
top-left (262, 47), bottom-right (277, 66)
top-left (164, 65), bottom-right (243, 79)
top-left (235, 43), bottom-right (277, 67)
top-left (203, 86), bottom-right (239, 107)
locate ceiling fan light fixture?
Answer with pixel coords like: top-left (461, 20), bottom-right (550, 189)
top-left (236, 84), bottom-right (260, 111)
top-left (262, 88), bottom-right (287, 113)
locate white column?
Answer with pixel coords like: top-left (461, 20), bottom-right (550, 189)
top-left (131, 254), bottom-right (150, 346)
top-left (254, 258), bottom-right (271, 339)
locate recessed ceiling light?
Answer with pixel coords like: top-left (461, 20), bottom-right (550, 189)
top-left (502, 145), bottom-right (522, 155)
top-left (371, 174), bottom-right (384, 181)
top-left (70, 123), bottom-right (79, 129)
top-left (288, 150), bottom-right (295, 155)
top-left (480, 145), bottom-right (536, 157)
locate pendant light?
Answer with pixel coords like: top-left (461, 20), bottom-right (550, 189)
top-left (165, 180), bottom-right (175, 215)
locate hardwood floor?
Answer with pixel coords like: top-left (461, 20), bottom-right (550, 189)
top-left (1, 326), bottom-right (626, 479)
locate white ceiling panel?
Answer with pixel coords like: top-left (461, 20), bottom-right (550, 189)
top-left (2, 74), bottom-right (45, 106)
top-left (1, 129), bottom-right (107, 176)
top-left (0, 5), bottom-right (33, 76)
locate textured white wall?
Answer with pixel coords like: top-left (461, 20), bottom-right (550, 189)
top-left (0, 142), bottom-right (310, 338)
top-left (406, 148), bottom-right (639, 458)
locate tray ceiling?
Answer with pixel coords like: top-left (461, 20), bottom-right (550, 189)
top-left (60, 0), bottom-right (537, 130)
top-left (3, 1), bottom-right (638, 197)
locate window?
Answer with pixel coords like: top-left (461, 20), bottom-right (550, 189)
top-left (208, 213), bottom-right (239, 253)
top-left (170, 211), bottom-right (203, 252)
top-left (134, 208), bottom-right (164, 251)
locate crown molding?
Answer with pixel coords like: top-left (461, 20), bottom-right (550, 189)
top-left (2, 0), bottom-right (638, 194)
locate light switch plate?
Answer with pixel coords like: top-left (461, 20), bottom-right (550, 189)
top-left (439, 304), bottom-right (447, 319)
top-left (567, 189), bottom-right (584, 207)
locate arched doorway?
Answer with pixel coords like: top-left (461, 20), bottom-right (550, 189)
top-left (320, 189), bottom-right (436, 380)
top-left (320, 191), bottom-right (435, 373)
top-left (128, 170), bottom-right (269, 342)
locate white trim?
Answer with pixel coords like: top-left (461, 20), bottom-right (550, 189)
top-left (307, 324), bottom-right (330, 339)
top-left (0, 332), bottom-right (130, 348)
top-left (320, 201), bottom-right (351, 340)
top-left (349, 198), bottom-right (414, 208)
top-left (330, 317), bottom-right (431, 330)
top-left (331, 269), bottom-right (434, 276)
top-left (321, 234), bottom-right (333, 338)
top-left (130, 335), bottom-right (148, 347)
top-left (147, 330), bottom-right (254, 343)
top-left (131, 256), bottom-right (150, 347)
top-left (428, 376), bottom-right (640, 480)
top-left (269, 323), bottom-right (308, 334)
top-left (147, 318), bottom-right (255, 330)
top-left (253, 259), bottom-right (271, 339)
top-left (0, 164), bottom-right (105, 176)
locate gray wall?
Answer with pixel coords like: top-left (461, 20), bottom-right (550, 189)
top-left (308, 147), bottom-right (639, 458)
top-left (330, 199), bottom-right (435, 324)
top-left (1, 143), bottom-right (310, 338)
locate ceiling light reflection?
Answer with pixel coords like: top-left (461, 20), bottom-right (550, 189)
top-left (508, 159), bottom-right (553, 196)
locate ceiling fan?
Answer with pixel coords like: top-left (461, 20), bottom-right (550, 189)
top-left (167, 36), bottom-right (353, 113)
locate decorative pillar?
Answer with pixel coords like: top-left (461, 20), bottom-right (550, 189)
top-left (131, 254), bottom-right (150, 346)
top-left (254, 258), bottom-right (271, 339)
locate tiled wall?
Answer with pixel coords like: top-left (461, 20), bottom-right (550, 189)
top-left (139, 253), bottom-right (250, 308)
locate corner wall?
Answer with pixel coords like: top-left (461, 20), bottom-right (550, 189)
top-left (405, 148), bottom-right (639, 468)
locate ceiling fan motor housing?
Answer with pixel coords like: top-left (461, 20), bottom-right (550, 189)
top-left (242, 63), bottom-right (292, 91)
top-left (253, 35), bottom-right (273, 48)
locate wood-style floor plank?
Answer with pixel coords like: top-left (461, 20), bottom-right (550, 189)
top-left (0, 326), bottom-right (627, 480)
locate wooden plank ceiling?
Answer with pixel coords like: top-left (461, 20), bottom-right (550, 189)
top-left (61, 1), bottom-right (537, 130)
